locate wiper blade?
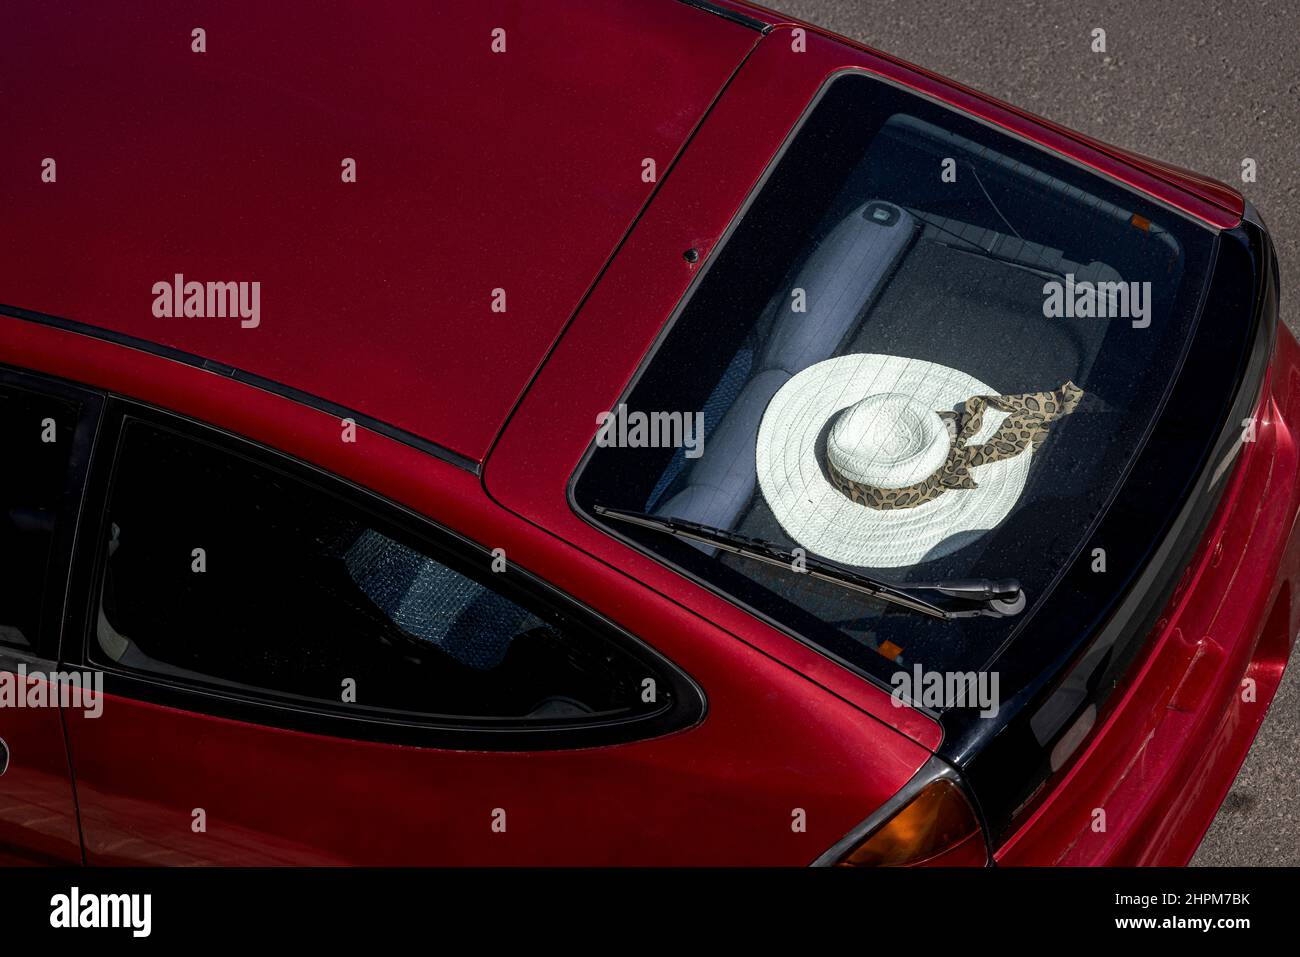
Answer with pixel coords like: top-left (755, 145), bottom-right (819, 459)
top-left (594, 506), bottom-right (1024, 621)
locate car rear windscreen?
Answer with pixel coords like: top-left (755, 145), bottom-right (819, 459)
top-left (573, 71), bottom-right (1217, 699)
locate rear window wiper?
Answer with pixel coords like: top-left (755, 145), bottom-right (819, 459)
top-left (594, 506), bottom-right (1025, 621)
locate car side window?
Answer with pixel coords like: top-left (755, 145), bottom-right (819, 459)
top-left (91, 418), bottom-right (666, 726)
top-left (0, 380), bottom-right (85, 652)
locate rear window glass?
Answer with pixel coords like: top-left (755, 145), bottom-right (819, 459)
top-left (574, 72), bottom-right (1216, 692)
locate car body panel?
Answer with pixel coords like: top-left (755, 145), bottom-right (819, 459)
top-left (999, 324), bottom-right (1300, 863)
top-left (0, 368), bottom-right (101, 866)
top-left (0, 0), bottom-right (1288, 867)
top-left (0, 315), bottom-right (932, 864)
top-left (482, 21), bottom-right (1256, 751)
top-left (0, 663), bottom-right (84, 865)
top-left (0, 0), bottom-right (758, 463)
top-left (65, 679), bottom-right (921, 866)
top-left (486, 14), bottom-right (1291, 865)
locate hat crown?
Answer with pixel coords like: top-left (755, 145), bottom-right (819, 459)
top-left (827, 392), bottom-right (950, 489)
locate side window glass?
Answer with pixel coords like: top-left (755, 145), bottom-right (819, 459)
top-left (0, 382), bottom-right (81, 651)
top-left (93, 420), bottom-right (662, 724)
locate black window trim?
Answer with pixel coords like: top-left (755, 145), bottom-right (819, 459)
top-left (0, 364), bottom-right (104, 666)
top-left (564, 67), bottom-right (1269, 838)
top-left (0, 303), bottom-right (479, 475)
top-left (568, 67), bottom-right (1221, 705)
top-left (58, 394), bottom-right (703, 751)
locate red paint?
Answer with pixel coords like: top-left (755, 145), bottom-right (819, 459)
top-left (0, 677), bottom-right (83, 864)
top-left (3, 315), bottom-right (931, 865)
top-left (66, 677), bottom-right (920, 865)
top-left (0, 0), bottom-right (756, 462)
top-left (0, 0), bottom-right (1284, 866)
top-left (997, 329), bottom-right (1300, 864)
top-left (484, 9), bottom-right (1285, 865)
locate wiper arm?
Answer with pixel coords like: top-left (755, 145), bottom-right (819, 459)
top-left (594, 506), bottom-right (1025, 621)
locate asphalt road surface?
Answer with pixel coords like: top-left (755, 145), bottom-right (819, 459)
top-left (774, 0), bottom-right (1300, 865)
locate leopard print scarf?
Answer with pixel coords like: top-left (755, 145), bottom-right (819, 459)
top-left (828, 381), bottom-right (1084, 510)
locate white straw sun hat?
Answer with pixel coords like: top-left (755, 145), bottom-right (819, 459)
top-left (756, 354), bottom-right (1036, 568)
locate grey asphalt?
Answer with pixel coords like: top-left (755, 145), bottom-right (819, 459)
top-left (775, 0), bottom-right (1300, 865)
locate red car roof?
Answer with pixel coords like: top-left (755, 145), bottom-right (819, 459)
top-left (0, 0), bottom-right (758, 462)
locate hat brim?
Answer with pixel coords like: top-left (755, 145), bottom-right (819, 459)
top-left (756, 353), bottom-right (1031, 568)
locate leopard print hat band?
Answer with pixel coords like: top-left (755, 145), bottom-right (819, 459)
top-left (757, 354), bottom-right (1082, 567)
top-left (826, 381), bottom-right (1084, 511)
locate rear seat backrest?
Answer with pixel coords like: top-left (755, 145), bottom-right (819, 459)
top-left (655, 202), bottom-right (917, 544)
top-left (758, 201), bottom-right (917, 375)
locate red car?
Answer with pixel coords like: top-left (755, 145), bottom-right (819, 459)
top-left (0, 0), bottom-right (1291, 867)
